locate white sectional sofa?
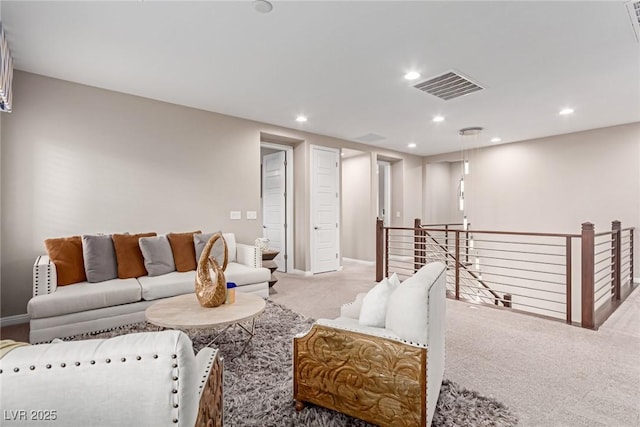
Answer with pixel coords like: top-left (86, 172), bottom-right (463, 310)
top-left (29, 233), bottom-right (270, 343)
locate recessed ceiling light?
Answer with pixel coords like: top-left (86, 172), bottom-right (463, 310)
top-left (559, 108), bottom-right (574, 115)
top-left (491, 137), bottom-right (501, 143)
top-left (253, 0), bottom-right (273, 13)
top-left (432, 115), bottom-right (445, 122)
top-left (408, 143), bottom-right (417, 148)
top-left (404, 71), bottom-right (420, 81)
top-left (295, 115), bottom-right (307, 123)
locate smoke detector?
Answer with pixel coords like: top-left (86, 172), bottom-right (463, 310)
top-left (253, 0), bottom-right (273, 14)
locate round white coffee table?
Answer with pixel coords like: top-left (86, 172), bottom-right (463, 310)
top-left (145, 292), bottom-right (266, 356)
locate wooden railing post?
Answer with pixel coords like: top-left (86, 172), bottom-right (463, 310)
top-left (455, 230), bottom-right (460, 300)
top-left (581, 222), bottom-right (595, 329)
top-left (414, 218), bottom-right (425, 272)
top-left (630, 230), bottom-right (635, 285)
top-left (444, 225), bottom-right (449, 260)
top-left (465, 224), bottom-right (471, 263)
top-left (612, 220), bottom-right (621, 300)
top-left (376, 218), bottom-right (384, 282)
top-left (566, 236), bottom-right (572, 324)
top-left (503, 294), bottom-right (512, 308)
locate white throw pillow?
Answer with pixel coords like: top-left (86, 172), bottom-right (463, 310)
top-left (359, 278), bottom-right (395, 327)
top-left (389, 272), bottom-right (401, 288)
top-left (385, 273), bottom-right (429, 344)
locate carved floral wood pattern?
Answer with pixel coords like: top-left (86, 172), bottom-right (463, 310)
top-left (195, 354), bottom-right (223, 427)
top-left (294, 325), bottom-right (427, 427)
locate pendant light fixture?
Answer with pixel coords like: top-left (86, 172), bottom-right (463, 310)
top-left (458, 126), bottom-right (482, 241)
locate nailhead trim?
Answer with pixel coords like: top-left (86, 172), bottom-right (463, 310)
top-left (8, 349), bottom-right (196, 425)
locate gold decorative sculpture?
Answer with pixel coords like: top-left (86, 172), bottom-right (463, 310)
top-left (195, 233), bottom-right (229, 307)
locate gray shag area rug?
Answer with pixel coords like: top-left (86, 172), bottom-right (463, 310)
top-left (66, 300), bottom-right (518, 426)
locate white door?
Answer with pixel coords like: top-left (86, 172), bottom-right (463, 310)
top-left (311, 146), bottom-right (340, 273)
top-left (262, 151), bottom-right (286, 271)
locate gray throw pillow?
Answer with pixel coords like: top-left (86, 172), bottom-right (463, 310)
top-left (139, 235), bottom-right (176, 276)
top-left (194, 231), bottom-right (225, 265)
top-left (82, 234), bottom-right (118, 283)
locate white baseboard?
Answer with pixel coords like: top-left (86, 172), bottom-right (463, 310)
top-left (342, 257), bottom-right (375, 266)
top-left (634, 277), bottom-right (639, 285)
top-left (0, 313), bottom-right (30, 327)
top-left (290, 269), bottom-right (313, 277)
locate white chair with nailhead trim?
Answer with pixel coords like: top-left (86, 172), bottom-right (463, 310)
top-left (293, 262), bottom-right (446, 427)
top-left (0, 330), bottom-right (223, 426)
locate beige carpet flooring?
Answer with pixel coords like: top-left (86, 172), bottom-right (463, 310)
top-left (270, 260), bottom-right (640, 427)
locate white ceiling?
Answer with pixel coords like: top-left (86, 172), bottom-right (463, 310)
top-left (2, 1), bottom-right (639, 156)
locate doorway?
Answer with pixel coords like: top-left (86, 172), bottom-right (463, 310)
top-left (260, 142), bottom-right (294, 273)
top-left (310, 145), bottom-right (340, 274)
top-left (377, 160), bottom-right (391, 226)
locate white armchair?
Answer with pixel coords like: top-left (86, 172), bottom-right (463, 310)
top-left (0, 331), bottom-right (222, 427)
top-left (294, 262), bottom-right (446, 427)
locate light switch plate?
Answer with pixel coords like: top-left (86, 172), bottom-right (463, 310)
top-left (230, 211), bottom-right (241, 220)
top-left (246, 211), bottom-right (257, 220)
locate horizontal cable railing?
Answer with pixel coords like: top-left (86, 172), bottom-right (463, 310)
top-left (593, 232), bottom-right (615, 311)
top-left (375, 219), bottom-right (637, 329)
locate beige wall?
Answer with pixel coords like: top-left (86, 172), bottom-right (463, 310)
top-left (341, 153), bottom-right (374, 261)
top-left (1, 71), bottom-right (423, 316)
top-left (424, 162), bottom-right (453, 224)
top-left (424, 122), bottom-right (640, 278)
top-left (1, 72), bottom-right (262, 316)
top-left (402, 155), bottom-right (424, 226)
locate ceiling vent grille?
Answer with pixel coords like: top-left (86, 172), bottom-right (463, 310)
top-left (354, 133), bottom-right (386, 143)
top-left (413, 71), bottom-right (483, 101)
top-left (626, 1), bottom-right (640, 43)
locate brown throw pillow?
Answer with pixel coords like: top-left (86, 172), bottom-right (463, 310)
top-left (112, 233), bottom-right (157, 279)
top-left (44, 236), bottom-right (87, 286)
top-left (167, 231), bottom-right (202, 272)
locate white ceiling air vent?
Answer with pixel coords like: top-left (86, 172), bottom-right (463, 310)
top-left (626, 1), bottom-right (640, 43)
top-left (414, 71), bottom-right (483, 101)
top-left (354, 133), bottom-right (386, 143)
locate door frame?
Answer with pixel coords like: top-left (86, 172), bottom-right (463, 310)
top-left (260, 142), bottom-right (294, 273)
top-left (377, 160), bottom-right (391, 226)
top-left (310, 144), bottom-right (341, 274)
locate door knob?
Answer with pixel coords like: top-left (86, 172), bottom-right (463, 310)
top-left (314, 226), bottom-right (319, 230)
